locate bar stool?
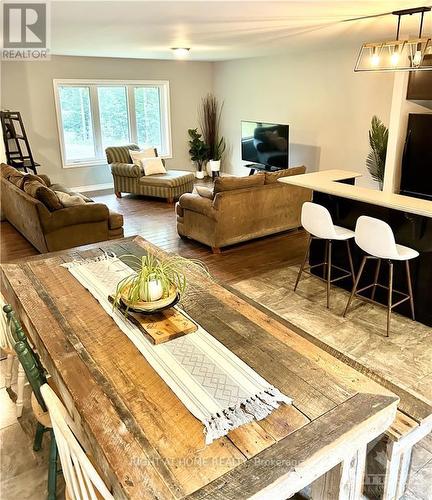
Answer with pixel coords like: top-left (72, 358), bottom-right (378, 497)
top-left (294, 202), bottom-right (356, 308)
top-left (343, 215), bottom-right (418, 337)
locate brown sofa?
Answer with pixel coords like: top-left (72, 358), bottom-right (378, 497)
top-left (1, 164), bottom-right (124, 253)
top-left (176, 166), bottom-right (311, 253)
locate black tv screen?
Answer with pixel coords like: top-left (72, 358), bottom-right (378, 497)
top-left (241, 121), bottom-right (289, 169)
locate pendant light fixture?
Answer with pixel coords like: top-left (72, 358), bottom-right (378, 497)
top-left (355, 6), bottom-right (432, 72)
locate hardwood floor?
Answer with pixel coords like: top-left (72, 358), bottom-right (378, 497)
top-left (0, 192), bottom-right (308, 283)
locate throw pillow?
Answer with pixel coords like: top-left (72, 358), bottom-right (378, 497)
top-left (214, 173), bottom-right (265, 194)
top-left (50, 183), bottom-right (93, 202)
top-left (22, 173), bottom-right (49, 187)
top-left (55, 191), bottom-right (86, 207)
top-left (264, 166), bottom-right (306, 184)
top-left (129, 148), bottom-right (156, 167)
top-left (23, 181), bottom-right (63, 211)
top-left (195, 186), bottom-right (214, 200)
top-left (0, 163), bottom-right (21, 179)
top-left (142, 157), bottom-right (167, 176)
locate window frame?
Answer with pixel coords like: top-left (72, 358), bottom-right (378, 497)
top-left (53, 79), bottom-right (172, 168)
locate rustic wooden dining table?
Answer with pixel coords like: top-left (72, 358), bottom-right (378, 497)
top-left (1, 235), bottom-right (399, 500)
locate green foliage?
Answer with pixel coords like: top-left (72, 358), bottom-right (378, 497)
top-left (366, 116), bottom-right (388, 187)
top-left (188, 128), bottom-right (209, 171)
top-left (113, 253), bottom-right (210, 311)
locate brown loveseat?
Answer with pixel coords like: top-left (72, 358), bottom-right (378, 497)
top-left (176, 166), bottom-right (311, 253)
top-left (1, 164), bottom-right (124, 253)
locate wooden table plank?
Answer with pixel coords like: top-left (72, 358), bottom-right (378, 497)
top-left (188, 393), bottom-right (398, 500)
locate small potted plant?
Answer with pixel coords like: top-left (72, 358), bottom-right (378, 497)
top-left (113, 253), bottom-right (209, 313)
top-left (199, 94), bottom-right (226, 177)
top-left (188, 128), bottom-right (209, 180)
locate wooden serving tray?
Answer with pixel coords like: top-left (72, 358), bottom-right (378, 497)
top-left (109, 296), bottom-right (198, 344)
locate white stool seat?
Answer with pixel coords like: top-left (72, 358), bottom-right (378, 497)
top-left (355, 216), bottom-right (419, 261)
top-left (393, 244), bottom-right (420, 261)
top-left (333, 225), bottom-right (355, 241)
top-left (301, 202), bottom-right (354, 240)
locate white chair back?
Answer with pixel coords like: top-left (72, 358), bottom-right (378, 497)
top-left (301, 202), bottom-right (337, 239)
top-left (355, 216), bottom-right (399, 259)
top-left (40, 384), bottom-right (114, 500)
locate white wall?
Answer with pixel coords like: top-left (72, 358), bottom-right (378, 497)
top-left (214, 45), bottom-right (395, 188)
top-left (1, 56), bottom-right (213, 187)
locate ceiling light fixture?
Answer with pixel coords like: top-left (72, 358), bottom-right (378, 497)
top-left (355, 6), bottom-right (432, 72)
top-left (171, 47), bottom-right (190, 58)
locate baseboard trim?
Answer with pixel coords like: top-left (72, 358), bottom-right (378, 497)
top-left (71, 182), bottom-right (114, 193)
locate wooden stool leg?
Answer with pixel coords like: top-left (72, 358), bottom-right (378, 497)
top-left (387, 261), bottom-right (393, 338)
top-left (47, 430), bottom-right (58, 500)
top-left (405, 260), bottom-right (415, 321)
top-left (311, 446), bottom-right (366, 499)
top-left (4, 353), bottom-right (14, 389)
top-left (371, 259), bottom-right (381, 301)
top-left (16, 362), bottom-right (26, 417)
top-left (294, 236), bottom-right (312, 292)
top-left (346, 240), bottom-right (355, 284)
top-left (326, 240), bottom-right (332, 309)
top-left (344, 256), bottom-right (367, 318)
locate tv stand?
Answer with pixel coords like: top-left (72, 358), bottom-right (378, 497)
top-left (245, 163), bottom-right (283, 176)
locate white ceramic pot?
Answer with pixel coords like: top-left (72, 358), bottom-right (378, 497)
top-left (145, 279), bottom-right (163, 302)
top-left (209, 160), bottom-right (221, 172)
top-left (195, 170), bottom-right (205, 179)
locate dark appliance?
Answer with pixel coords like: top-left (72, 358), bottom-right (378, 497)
top-left (400, 113), bottom-right (432, 201)
top-left (241, 121), bottom-right (289, 171)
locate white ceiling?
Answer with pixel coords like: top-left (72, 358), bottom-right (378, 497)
top-left (51, 1), bottom-right (432, 61)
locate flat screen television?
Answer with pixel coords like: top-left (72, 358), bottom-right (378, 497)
top-left (241, 121), bottom-right (289, 170)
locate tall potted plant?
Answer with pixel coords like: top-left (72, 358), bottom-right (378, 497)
top-left (199, 93), bottom-right (226, 177)
top-left (188, 128), bottom-right (209, 179)
top-left (366, 115), bottom-right (388, 190)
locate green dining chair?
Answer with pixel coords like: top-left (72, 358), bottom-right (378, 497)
top-left (2, 305), bottom-right (59, 500)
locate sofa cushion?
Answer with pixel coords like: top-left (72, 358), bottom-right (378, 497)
top-left (0, 163), bottom-right (17, 179)
top-left (50, 184), bottom-right (93, 202)
top-left (105, 144), bottom-right (140, 164)
top-left (108, 210), bottom-right (124, 230)
top-left (139, 170), bottom-right (195, 188)
top-left (195, 186), bottom-right (214, 200)
top-left (38, 174), bottom-right (52, 187)
top-left (264, 166), bottom-right (306, 184)
top-left (1, 164), bottom-right (26, 188)
top-left (129, 148), bottom-right (156, 166)
top-left (22, 173), bottom-right (49, 187)
top-left (214, 173), bottom-right (265, 194)
top-left (55, 191), bottom-right (86, 207)
top-left (23, 181), bottom-right (63, 211)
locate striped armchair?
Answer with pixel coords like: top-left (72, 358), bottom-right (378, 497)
top-left (106, 144), bottom-right (195, 204)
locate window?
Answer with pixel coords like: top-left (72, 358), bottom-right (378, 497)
top-left (54, 80), bottom-right (171, 167)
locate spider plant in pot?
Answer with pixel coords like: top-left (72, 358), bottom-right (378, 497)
top-left (113, 253), bottom-right (209, 312)
top-left (199, 93), bottom-right (226, 176)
